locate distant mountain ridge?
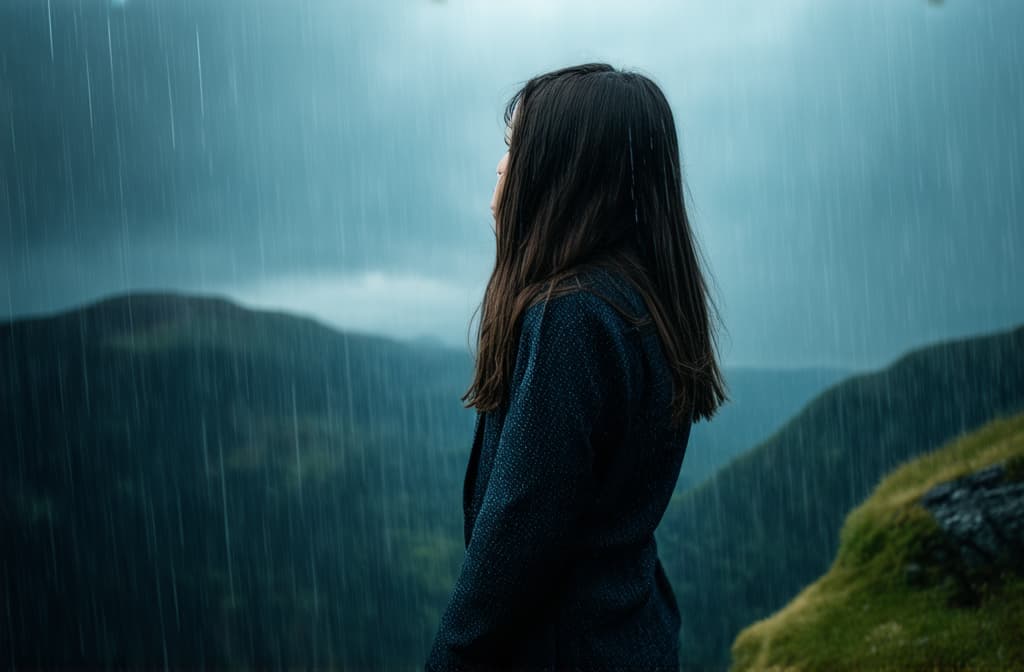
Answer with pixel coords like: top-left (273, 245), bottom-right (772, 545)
top-left (681, 365), bottom-right (851, 490)
top-left (1, 290), bottom-right (848, 492)
top-left (0, 291), bottom-right (843, 667)
top-left (1, 291), bottom-right (479, 667)
top-left (2, 289), bottom-right (477, 441)
top-left (2, 290), bottom-right (1001, 668)
top-left (656, 322), bottom-right (1024, 672)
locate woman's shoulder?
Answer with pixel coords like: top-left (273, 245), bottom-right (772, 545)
top-left (522, 281), bottom-right (628, 338)
top-left (509, 269), bottom-right (645, 414)
top-left (527, 267), bottom-right (650, 335)
top-left (517, 279), bottom-right (648, 369)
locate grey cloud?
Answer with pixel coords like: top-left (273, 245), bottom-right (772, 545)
top-left (1, 0), bottom-right (1021, 367)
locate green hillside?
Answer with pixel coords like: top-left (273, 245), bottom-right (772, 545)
top-left (731, 411), bottom-right (1024, 672)
top-left (0, 292), bottom-right (477, 667)
top-left (657, 323), bottom-right (1024, 672)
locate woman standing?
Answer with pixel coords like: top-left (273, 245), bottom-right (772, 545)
top-left (425, 62), bottom-right (729, 672)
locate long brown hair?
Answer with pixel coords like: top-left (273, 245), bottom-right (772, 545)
top-left (463, 63), bottom-right (729, 427)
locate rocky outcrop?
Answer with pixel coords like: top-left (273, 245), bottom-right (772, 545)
top-left (906, 460), bottom-right (1024, 606)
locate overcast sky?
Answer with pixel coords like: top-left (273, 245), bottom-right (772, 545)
top-left (1, 0), bottom-right (1021, 369)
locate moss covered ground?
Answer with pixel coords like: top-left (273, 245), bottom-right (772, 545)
top-left (730, 411), bottom-right (1024, 672)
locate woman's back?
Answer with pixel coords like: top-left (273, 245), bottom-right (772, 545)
top-left (429, 267), bottom-right (691, 671)
top-left (554, 267), bottom-right (689, 668)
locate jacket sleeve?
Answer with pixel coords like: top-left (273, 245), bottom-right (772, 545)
top-left (424, 291), bottom-right (631, 671)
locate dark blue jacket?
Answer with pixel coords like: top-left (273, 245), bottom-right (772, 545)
top-left (425, 267), bottom-right (692, 671)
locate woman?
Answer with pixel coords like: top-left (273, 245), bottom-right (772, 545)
top-left (425, 63), bottom-right (729, 672)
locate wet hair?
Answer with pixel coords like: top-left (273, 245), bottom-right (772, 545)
top-left (464, 62), bottom-right (729, 426)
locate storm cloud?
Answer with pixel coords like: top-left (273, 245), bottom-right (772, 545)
top-left (2, 0), bottom-right (1021, 367)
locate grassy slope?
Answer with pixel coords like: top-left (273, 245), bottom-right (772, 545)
top-left (730, 411), bottom-right (1024, 672)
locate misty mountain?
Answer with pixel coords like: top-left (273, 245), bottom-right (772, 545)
top-left (682, 365), bottom-right (851, 490)
top-left (0, 291), bottom-right (846, 667)
top-left (1, 291), bottom-right (474, 666)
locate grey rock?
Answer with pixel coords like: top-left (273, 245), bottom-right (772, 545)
top-left (918, 462), bottom-right (1024, 573)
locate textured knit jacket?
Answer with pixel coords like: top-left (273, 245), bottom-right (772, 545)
top-left (424, 267), bottom-right (692, 672)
